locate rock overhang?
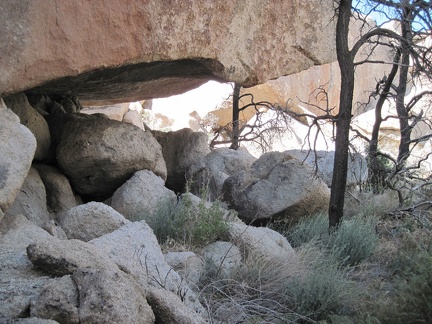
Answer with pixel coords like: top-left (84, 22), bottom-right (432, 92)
top-left (0, 0), bottom-right (337, 103)
top-left (25, 59), bottom-right (226, 104)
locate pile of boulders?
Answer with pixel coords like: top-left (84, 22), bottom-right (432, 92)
top-left (0, 94), bottom-right (331, 322)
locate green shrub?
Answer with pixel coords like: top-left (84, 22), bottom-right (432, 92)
top-left (328, 215), bottom-right (378, 267)
top-left (282, 213), bottom-right (378, 267)
top-left (386, 233), bottom-right (432, 323)
top-left (282, 212), bottom-right (329, 248)
top-left (284, 260), bottom-right (356, 320)
top-left (147, 194), bottom-right (229, 248)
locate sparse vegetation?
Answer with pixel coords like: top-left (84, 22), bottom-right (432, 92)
top-left (200, 242), bottom-right (361, 323)
top-left (194, 189), bottom-right (432, 323)
top-left (146, 194), bottom-right (229, 249)
top-left (281, 212), bottom-right (378, 267)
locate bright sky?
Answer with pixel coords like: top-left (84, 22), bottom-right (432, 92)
top-left (353, 0), bottom-right (429, 30)
top-left (353, 0), bottom-right (393, 25)
top-left (151, 81), bottom-right (233, 130)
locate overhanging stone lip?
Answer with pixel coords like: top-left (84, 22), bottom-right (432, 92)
top-left (0, 0), bottom-right (337, 100)
top-left (24, 58), bottom-right (227, 103)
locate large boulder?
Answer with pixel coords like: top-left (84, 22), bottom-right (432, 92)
top-left (286, 149), bottom-right (368, 187)
top-left (110, 170), bottom-right (177, 222)
top-left (26, 238), bottom-right (118, 276)
top-left (0, 99), bottom-right (37, 211)
top-left (25, 234), bottom-right (155, 323)
top-left (3, 93), bottom-right (51, 161)
top-left (223, 151), bottom-right (330, 223)
top-left (5, 167), bottom-right (51, 231)
top-left (189, 148), bottom-right (256, 200)
top-left (228, 222), bottom-right (295, 263)
top-left (57, 202), bottom-right (129, 242)
top-left (153, 128), bottom-right (210, 192)
top-left (0, 1), bottom-right (336, 103)
top-left (56, 113), bottom-right (167, 200)
top-left (90, 221), bottom-right (205, 315)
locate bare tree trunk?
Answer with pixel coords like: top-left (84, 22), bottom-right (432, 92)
top-left (368, 50), bottom-right (401, 192)
top-left (396, 7), bottom-right (414, 165)
top-left (329, 0), bottom-right (354, 229)
top-left (230, 83), bottom-right (241, 150)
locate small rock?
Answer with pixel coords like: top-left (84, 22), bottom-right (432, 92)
top-left (147, 287), bottom-right (207, 324)
top-left (5, 167), bottom-right (51, 230)
top-left (33, 164), bottom-right (77, 213)
top-left (165, 251), bottom-right (205, 285)
top-left (202, 241), bottom-right (242, 277)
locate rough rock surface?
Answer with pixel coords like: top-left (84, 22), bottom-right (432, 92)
top-left (3, 319), bottom-right (60, 324)
top-left (202, 241), bottom-right (242, 276)
top-left (26, 238), bottom-right (117, 276)
top-left (0, 99), bottom-right (37, 211)
top-left (56, 113), bottom-right (167, 200)
top-left (58, 202), bottom-right (129, 241)
top-left (90, 221), bottom-right (205, 315)
top-left (73, 267), bottom-right (154, 324)
top-left (153, 128), bottom-right (210, 192)
top-left (33, 164), bottom-right (77, 213)
top-left (228, 222), bottom-right (295, 263)
top-left (0, 215), bottom-right (54, 319)
top-left (189, 148), bottom-right (256, 200)
top-left (5, 167), bottom-right (51, 230)
top-left (7, 219), bottom-right (155, 323)
top-left (3, 93), bottom-right (51, 161)
top-left (111, 170), bottom-right (177, 222)
top-left (0, 1), bottom-right (336, 102)
top-left (30, 275), bottom-right (79, 324)
top-left (223, 151), bottom-right (330, 223)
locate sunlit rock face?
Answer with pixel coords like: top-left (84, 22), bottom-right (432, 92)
top-left (0, 0), bottom-right (336, 103)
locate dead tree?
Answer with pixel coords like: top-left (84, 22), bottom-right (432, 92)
top-left (209, 89), bottom-right (292, 153)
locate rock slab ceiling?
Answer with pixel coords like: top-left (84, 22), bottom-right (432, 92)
top-left (0, 1), bottom-right (336, 102)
